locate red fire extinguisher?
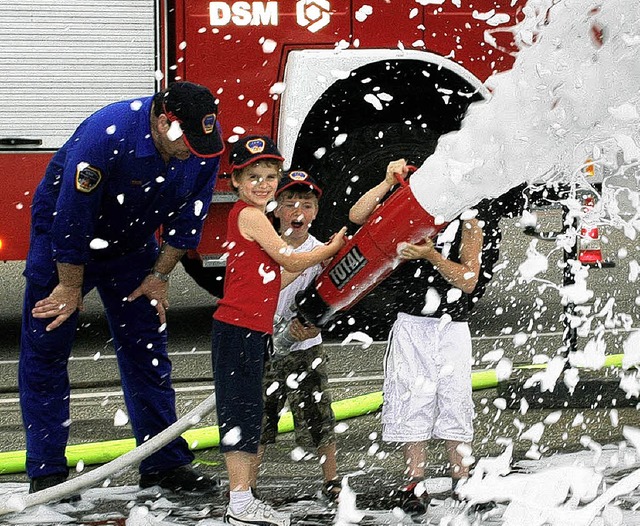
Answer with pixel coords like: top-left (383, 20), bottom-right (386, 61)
top-left (296, 170), bottom-right (446, 328)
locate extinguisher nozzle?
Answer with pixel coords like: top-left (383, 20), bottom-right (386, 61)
top-left (295, 284), bottom-right (336, 329)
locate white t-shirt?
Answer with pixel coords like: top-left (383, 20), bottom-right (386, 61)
top-left (276, 234), bottom-right (323, 352)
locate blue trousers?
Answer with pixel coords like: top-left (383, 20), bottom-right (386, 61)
top-left (19, 251), bottom-right (194, 479)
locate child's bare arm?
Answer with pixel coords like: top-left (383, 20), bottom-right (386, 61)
top-left (280, 269), bottom-right (301, 289)
top-left (398, 219), bottom-right (483, 294)
top-left (239, 207), bottom-right (347, 272)
top-left (349, 158), bottom-right (409, 225)
top-left (349, 180), bottom-right (392, 225)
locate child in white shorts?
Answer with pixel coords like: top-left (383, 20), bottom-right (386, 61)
top-left (382, 313), bottom-right (473, 445)
top-left (349, 158), bottom-right (484, 514)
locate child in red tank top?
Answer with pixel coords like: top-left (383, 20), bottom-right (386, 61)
top-left (212, 136), bottom-right (346, 526)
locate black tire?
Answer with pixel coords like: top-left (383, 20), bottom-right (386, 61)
top-left (180, 254), bottom-right (225, 298)
top-left (310, 123), bottom-right (439, 241)
top-left (308, 124), bottom-right (440, 340)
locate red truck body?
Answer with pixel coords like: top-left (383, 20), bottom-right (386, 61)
top-left (0, 0), bottom-right (520, 260)
top-left (0, 0), bottom-right (522, 332)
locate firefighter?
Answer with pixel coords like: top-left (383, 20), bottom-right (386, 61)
top-left (20, 82), bottom-right (223, 495)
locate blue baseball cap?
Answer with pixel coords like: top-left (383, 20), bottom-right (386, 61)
top-left (162, 82), bottom-right (224, 158)
top-left (229, 135), bottom-right (284, 170)
top-left (276, 170), bottom-right (322, 198)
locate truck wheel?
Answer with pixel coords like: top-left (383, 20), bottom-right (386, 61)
top-left (309, 123), bottom-right (439, 241)
top-left (180, 253), bottom-right (225, 299)
top-left (308, 124), bottom-right (440, 340)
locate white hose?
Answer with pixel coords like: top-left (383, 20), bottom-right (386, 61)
top-left (0, 392), bottom-right (217, 516)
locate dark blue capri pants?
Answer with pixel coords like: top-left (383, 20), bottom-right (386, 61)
top-left (211, 319), bottom-right (270, 454)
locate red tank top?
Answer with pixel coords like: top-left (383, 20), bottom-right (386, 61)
top-left (214, 200), bottom-right (281, 334)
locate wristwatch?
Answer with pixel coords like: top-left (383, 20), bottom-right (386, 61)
top-left (151, 269), bottom-right (170, 282)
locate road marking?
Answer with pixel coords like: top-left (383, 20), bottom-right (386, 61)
top-left (1, 326), bottom-right (638, 366)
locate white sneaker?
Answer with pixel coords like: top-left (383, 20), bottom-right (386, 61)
top-left (224, 498), bottom-right (291, 526)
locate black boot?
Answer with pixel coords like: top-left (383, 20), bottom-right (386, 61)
top-left (29, 472), bottom-right (69, 494)
top-left (394, 479), bottom-right (430, 515)
top-left (321, 479), bottom-right (342, 503)
top-left (139, 464), bottom-right (219, 493)
top-left (29, 472), bottom-right (80, 503)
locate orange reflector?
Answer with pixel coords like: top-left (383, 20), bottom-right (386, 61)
top-left (583, 158), bottom-right (596, 178)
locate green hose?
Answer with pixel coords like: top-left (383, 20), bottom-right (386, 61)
top-left (0, 353), bottom-right (625, 474)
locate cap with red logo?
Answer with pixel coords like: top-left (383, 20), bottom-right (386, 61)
top-left (229, 135), bottom-right (284, 170)
top-left (276, 170), bottom-right (322, 198)
top-left (162, 81), bottom-right (224, 158)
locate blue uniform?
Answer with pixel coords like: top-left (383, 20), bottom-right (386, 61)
top-left (19, 96), bottom-right (220, 479)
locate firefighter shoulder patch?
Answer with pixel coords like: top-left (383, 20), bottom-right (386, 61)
top-left (75, 163), bottom-right (103, 193)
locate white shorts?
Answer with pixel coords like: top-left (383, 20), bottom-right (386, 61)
top-left (381, 312), bottom-right (473, 443)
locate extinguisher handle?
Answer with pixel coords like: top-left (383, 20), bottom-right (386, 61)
top-left (394, 164), bottom-right (417, 187)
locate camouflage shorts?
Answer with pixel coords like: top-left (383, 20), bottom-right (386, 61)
top-left (261, 344), bottom-right (336, 449)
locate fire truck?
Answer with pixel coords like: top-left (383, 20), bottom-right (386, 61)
top-left (0, 0), bottom-right (524, 336)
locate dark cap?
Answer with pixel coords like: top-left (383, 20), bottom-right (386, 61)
top-left (229, 135), bottom-right (284, 170)
top-left (276, 170), bottom-right (323, 199)
top-left (162, 82), bottom-right (224, 158)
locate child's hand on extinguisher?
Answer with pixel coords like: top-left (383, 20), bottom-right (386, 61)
top-left (398, 237), bottom-right (438, 262)
top-left (385, 158), bottom-right (409, 186)
top-left (321, 227), bottom-right (348, 266)
top-left (290, 317), bottom-right (321, 341)
top-left (326, 226), bottom-right (348, 249)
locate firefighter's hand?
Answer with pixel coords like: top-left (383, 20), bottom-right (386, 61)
top-left (127, 274), bottom-right (170, 326)
top-left (385, 159), bottom-right (409, 186)
top-left (289, 318), bottom-right (321, 341)
top-left (398, 238), bottom-right (437, 261)
top-left (32, 284), bottom-right (84, 331)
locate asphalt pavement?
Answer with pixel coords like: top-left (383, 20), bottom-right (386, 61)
top-left (0, 211), bottom-right (639, 522)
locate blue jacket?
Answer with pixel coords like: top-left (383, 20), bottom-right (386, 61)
top-left (26, 96), bottom-right (220, 284)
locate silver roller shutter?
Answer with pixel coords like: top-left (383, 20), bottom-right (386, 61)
top-left (0, 0), bottom-right (157, 149)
